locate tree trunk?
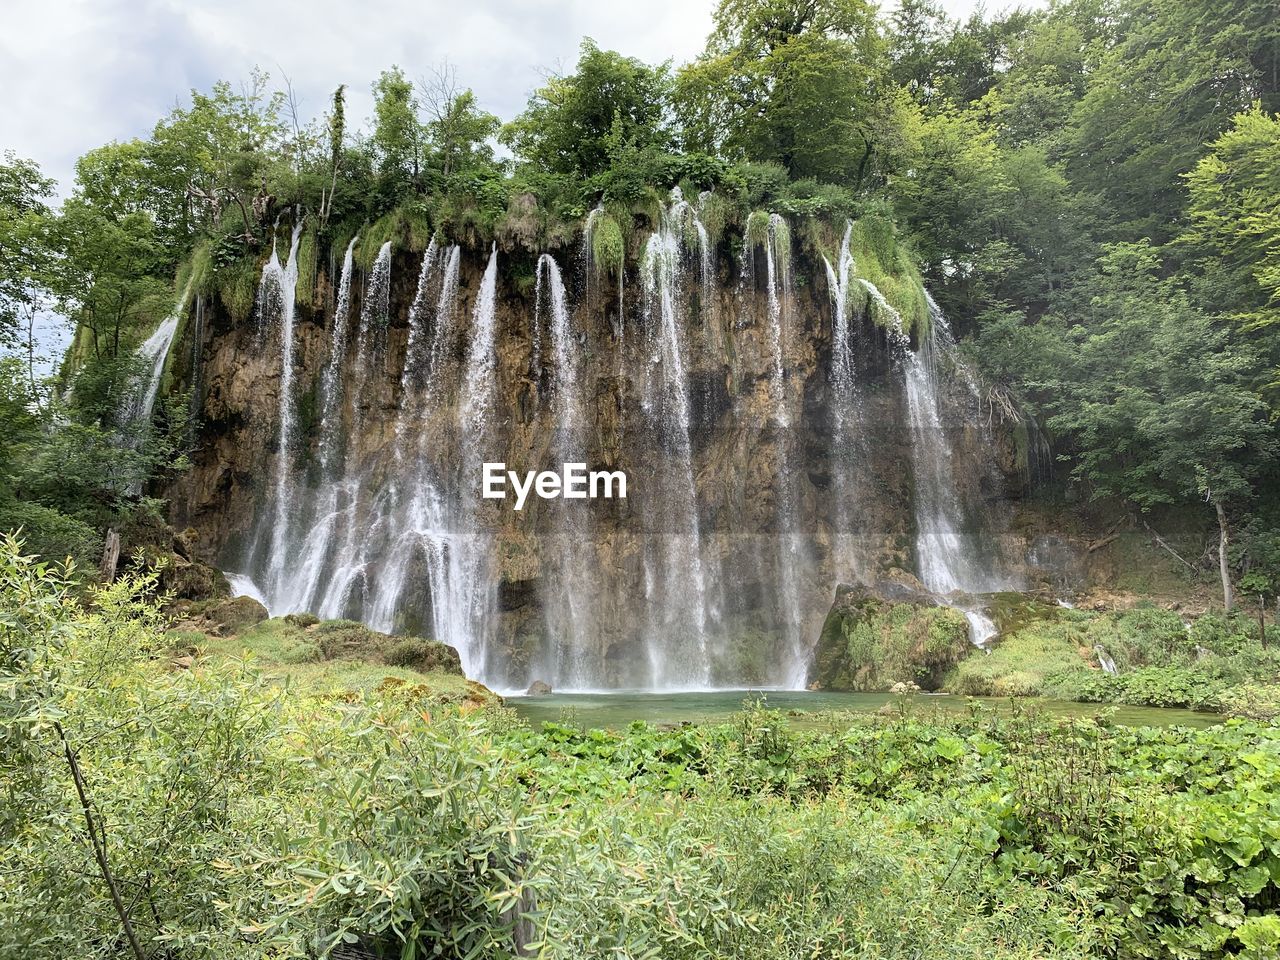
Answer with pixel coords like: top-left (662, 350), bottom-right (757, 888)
top-left (100, 528), bottom-right (120, 583)
top-left (1259, 595), bottom-right (1267, 649)
top-left (1216, 500), bottom-right (1234, 612)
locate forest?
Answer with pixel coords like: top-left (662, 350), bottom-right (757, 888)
top-left (4, 0), bottom-right (1280, 955)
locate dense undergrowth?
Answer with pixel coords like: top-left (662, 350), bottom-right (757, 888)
top-left (948, 601), bottom-right (1280, 720)
top-left (5, 534), bottom-right (1280, 959)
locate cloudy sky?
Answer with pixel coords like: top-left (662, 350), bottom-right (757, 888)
top-left (4, 0), bottom-right (1011, 196)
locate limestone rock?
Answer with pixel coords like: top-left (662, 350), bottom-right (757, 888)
top-left (526, 680), bottom-right (553, 696)
top-left (807, 583), bottom-right (970, 692)
top-left (209, 595), bottom-right (269, 635)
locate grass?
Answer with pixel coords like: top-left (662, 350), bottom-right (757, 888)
top-left (165, 615), bottom-right (496, 706)
top-left (948, 623), bottom-right (1093, 696)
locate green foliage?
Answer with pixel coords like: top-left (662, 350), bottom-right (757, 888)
top-left (1184, 105), bottom-right (1280, 374)
top-left (8, 535), bottom-right (1280, 958)
top-left (0, 151), bottom-right (56, 348)
top-left (0, 499), bottom-right (102, 570)
top-left (371, 66), bottom-right (426, 196)
top-left (676, 0), bottom-right (891, 186)
top-left (949, 613), bottom-right (1090, 697)
top-left (810, 588), bottom-right (971, 690)
top-left (744, 208), bottom-right (770, 249)
top-left (1062, 0), bottom-right (1279, 243)
top-left (214, 253), bottom-right (261, 325)
top-left (1041, 244), bottom-right (1275, 519)
top-left (587, 209), bottom-right (623, 279)
top-left (503, 40), bottom-right (673, 183)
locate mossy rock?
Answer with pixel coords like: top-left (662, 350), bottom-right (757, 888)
top-left (807, 584), bottom-right (970, 692)
top-left (163, 559), bottom-right (231, 602)
top-left (312, 619), bottom-right (389, 659)
top-left (207, 595), bottom-right (269, 636)
top-left (384, 637), bottom-right (463, 674)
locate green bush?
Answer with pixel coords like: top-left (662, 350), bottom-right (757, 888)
top-left (0, 498), bottom-right (103, 569)
top-left (949, 621), bottom-right (1091, 697)
top-left (588, 210), bottom-right (624, 279)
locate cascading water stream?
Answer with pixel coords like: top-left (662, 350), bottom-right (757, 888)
top-left (363, 242), bottom-right (483, 668)
top-left (534, 254), bottom-right (601, 689)
top-left (904, 294), bottom-right (1013, 643)
top-left (256, 220), bottom-right (305, 586)
top-left (759, 214), bottom-right (810, 688)
top-left (822, 222), bottom-right (866, 580)
top-left (119, 278), bottom-right (194, 493)
top-left (316, 240), bottom-right (395, 619)
top-left (638, 188), bottom-right (718, 690)
top-left (264, 235), bottom-right (358, 614)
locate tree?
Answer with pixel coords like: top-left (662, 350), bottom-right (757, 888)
top-left (420, 63), bottom-right (501, 178)
top-left (372, 66), bottom-right (426, 189)
top-left (1184, 105), bottom-right (1280, 338)
top-left (50, 199), bottom-right (167, 361)
top-left (148, 71), bottom-right (286, 248)
top-left (1036, 244), bottom-right (1276, 609)
top-left (1063, 0), bottom-right (1280, 242)
top-left (675, 0), bottom-right (889, 186)
top-left (0, 153), bottom-right (56, 359)
top-left (503, 40), bottom-right (672, 182)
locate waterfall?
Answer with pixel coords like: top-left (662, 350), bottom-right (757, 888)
top-left (759, 214), bottom-right (810, 688)
top-left (535, 253), bottom-right (599, 688)
top-left (314, 240), bottom-right (397, 620)
top-left (316, 235), bottom-right (359, 476)
top-left (227, 215), bottom-right (1025, 691)
top-left (394, 237), bottom-right (441, 460)
top-left (255, 220), bottom-right (305, 580)
top-left (426, 244), bottom-right (500, 677)
top-left (249, 237), bottom-right (497, 681)
top-left (351, 241), bottom-right (393, 425)
top-left (638, 188), bottom-right (718, 690)
top-left (822, 222), bottom-right (867, 581)
top-left (461, 246), bottom-right (500, 438)
top-left (904, 294), bottom-right (1013, 643)
top-left (262, 235), bottom-right (358, 614)
top-left (120, 279), bottom-right (189, 428)
top-left (117, 279), bottom-right (193, 493)
top-left (128, 314), bottom-right (180, 426)
top-left (364, 242), bottom-right (494, 679)
top-left (1095, 644), bottom-right (1118, 675)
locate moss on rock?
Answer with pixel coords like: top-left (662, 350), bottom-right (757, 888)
top-left (807, 584), bottom-right (971, 692)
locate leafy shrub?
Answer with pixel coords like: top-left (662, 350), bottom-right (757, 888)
top-left (949, 621), bottom-right (1091, 696)
top-left (0, 498), bottom-right (102, 569)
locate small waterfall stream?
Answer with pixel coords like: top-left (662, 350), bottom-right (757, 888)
top-left (760, 215), bottom-right (810, 687)
top-left (535, 253), bottom-right (601, 689)
top-left (904, 295), bottom-right (1014, 644)
top-left (822, 222), bottom-right (867, 582)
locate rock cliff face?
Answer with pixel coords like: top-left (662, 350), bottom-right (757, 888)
top-left (162, 209), bottom-right (1026, 692)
